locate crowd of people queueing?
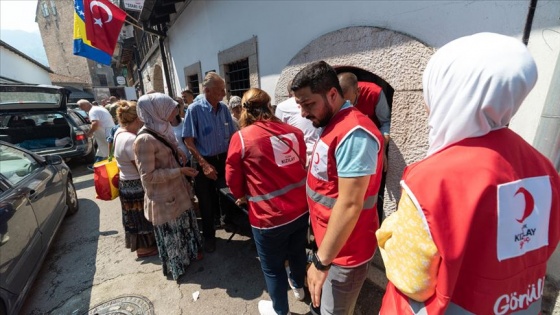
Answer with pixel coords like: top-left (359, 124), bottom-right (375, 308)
top-left (76, 32), bottom-right (559, 315)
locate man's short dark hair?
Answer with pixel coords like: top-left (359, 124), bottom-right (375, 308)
top-left (182, 89), bottom-right (194, 97)
top-left (290, 61), bottom-right (343, 96)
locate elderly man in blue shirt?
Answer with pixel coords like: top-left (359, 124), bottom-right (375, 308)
top-left (182, 72), bottom-right (237, 253)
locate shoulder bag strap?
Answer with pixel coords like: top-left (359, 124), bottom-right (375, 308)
top-left (138, 129), bottom-right (182, 166)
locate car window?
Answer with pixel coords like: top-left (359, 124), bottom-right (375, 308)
top-left (0, 116), bottom-right (9, 127)
top-left (0, 89), bottom-right (62, 105)
top-left (16, 113), bottom-right (64, 126)
top-left (69, 111), bottom-right (85, 125)
top-left (0, 145), bottom-right (41, 185)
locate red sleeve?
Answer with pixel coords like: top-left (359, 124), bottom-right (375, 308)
top-left (225, 131), bottom-right (246, 198)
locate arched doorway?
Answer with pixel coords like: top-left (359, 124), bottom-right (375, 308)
top-left (275, 26), bottom-right (434, 215)
top-left (334, 65), bottom-right (395, 112)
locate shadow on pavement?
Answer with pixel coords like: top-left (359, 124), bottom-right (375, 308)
top-left (179, 235), bottom-right (266, 301)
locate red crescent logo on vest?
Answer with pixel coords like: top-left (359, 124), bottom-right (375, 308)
top-left (279, 136), bottom-right (293, 154)
top-left (515, 187), bottom-right (535, 223)
top-left (314, 152), bottom-right (320, 164)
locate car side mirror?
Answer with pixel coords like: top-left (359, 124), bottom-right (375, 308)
top-left (45, 155), bottom-right (63, 165)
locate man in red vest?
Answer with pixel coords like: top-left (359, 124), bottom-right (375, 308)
top-left (376, 32), bottom-right (560, 314)
top-left (291, 61), bottom-right (384, 315)
top-left (338, 73), bottom-right (391, 223)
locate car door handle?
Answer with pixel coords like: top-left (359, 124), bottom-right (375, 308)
top-left (28, 189), bottom-right (37, 200)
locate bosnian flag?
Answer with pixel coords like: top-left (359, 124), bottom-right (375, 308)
top-left (84, 0), bottom-right (126, 56)
top-left (73, 0), bottom-right (111, 65)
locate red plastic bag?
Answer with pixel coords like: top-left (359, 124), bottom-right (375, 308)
top-left (93, 158), bottom-right (119, 200)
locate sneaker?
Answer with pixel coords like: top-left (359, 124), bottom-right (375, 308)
top-left (87, 165), bottom-right (94, 171)
top-left (289, 282), bottom-right (305, 301)
top-left (286, 266), bottom-right (305, 301)
top-left (0, 234), bottom-right (9, 246)
top-left (258, 300), bottom-right (290, 315)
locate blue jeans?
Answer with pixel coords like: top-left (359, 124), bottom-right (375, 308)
top-left (252, 213), bottom-right (309, 315)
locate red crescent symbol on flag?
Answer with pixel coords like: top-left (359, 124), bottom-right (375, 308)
top-left (515, 187), bottom-right (535, 223)
top-left (314, 153), bottom-right (320, 164)
top-left (278, 136), bottom-right (293, 154)
top-left (90, 1), bottom-right (114, 24)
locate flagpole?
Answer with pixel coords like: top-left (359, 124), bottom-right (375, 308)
top-left (123, 11), bottom-right (166, 38)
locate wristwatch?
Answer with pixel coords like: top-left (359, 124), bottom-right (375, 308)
top-left (312, 252), bottom-right (331, 271)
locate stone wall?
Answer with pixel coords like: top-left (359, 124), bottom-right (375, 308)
top-left (37, 0), bottom-right (93, 86)
top-left (275, 26), bottom-right (434, 215)
top-left (275, 26), bottom-right (559, 313)
top-left (141, 54), bottom-right (165, 94)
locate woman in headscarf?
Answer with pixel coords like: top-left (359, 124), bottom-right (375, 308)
top-left (134, 92), bottom-right (203, 281)
top-left (113, 101), bottom-right (157, 258)
top-left (376, 33), bottom-right (560, 314)
top-left (225, 88), bottom-right (309, 315)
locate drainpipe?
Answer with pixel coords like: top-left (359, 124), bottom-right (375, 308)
top-left (522, 0), bottom-right (538, 45)
top-left (158, 25), bottom-right (173, 98)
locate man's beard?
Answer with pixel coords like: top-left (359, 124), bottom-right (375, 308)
top-left (312, 94), bottom-right (334, 128)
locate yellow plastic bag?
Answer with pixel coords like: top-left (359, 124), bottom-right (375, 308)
top-left (93, 158), bottom-right (119, 200)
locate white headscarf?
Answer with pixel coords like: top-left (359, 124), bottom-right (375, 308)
top-left (423, 32), bottom-right (538, 156)
top-left (137, 93), bottom-right (178, 145)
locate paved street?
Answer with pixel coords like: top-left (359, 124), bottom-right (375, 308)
top-left (20, 161), bottom-right (384, 315)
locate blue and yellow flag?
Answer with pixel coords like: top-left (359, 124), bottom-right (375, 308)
top-left (73, 0), bottom-right (112, 65)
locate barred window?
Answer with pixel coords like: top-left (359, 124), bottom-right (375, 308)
top-left (188, 74), bottom-right (200, 96)
top-left (226, 58), bottom-right (249, 98)
top-left (98, 74), bottom-right (108, 86)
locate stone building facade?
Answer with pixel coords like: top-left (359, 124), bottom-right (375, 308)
top-left (35, 0), bottom-right (115, 94)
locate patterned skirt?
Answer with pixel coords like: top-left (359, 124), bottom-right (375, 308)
top-left (118, 179), bottom-right (156, 251)
top-left (154, 209), bottom-right (203, 281)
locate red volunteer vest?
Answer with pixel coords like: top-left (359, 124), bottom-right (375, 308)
top-left (355, 81), bottom-right (382, 127)
top-left (307, 106), bottom-right (384, 267)
top-left (381, 128), bottom-right (560, 315)
top-left (228, 121), bottom-right (308, 229)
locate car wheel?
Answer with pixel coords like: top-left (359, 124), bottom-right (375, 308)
top-left (66, 177), bottom-right (79, 216)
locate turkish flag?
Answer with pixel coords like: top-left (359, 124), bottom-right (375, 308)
top-left (83, 0), bottom-right (127, 56)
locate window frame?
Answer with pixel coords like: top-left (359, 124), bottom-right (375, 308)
top-left (218, 36), bottom-right (259, 100)
top-left (183, 61), bottom-right (202, 98)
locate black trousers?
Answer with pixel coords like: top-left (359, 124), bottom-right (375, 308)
top-left (377, 144), bottom-right (389, 224)
top-left (194, 152), bottom-right (233, 240)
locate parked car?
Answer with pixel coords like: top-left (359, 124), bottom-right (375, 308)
top-left (0, 141), bottom-right (78, 315)
top-left (68, 107), bottom-right (91, 124)
top-left (0, 84), bottom-right (95, 163)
